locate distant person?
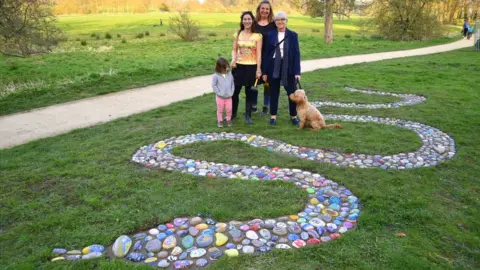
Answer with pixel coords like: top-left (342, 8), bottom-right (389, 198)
top-left (467, 26), bottom-right (473, 40)
top-left (253, 0), bottom-right (276, 116)
top-left (230, 11), bottom-right (263, 124)
top-left (463, 19), bottom-right (470, 39)
top-left (212, 57), bottom-right (235, 127)
top-left (261, 11), bottom-right (301, 126)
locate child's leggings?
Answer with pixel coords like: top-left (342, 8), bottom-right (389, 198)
top-left (216, 96), bottom-right (232, 122)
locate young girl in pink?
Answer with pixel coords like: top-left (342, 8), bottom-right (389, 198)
top-left (212, 57), bottom-right (235, 127)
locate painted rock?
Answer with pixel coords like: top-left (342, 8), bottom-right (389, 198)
top-left (246, 230), bottom-right (258, 240)
top-left (196, 258), bottom-right (208, 267)
top-left (158, 259), bottom-right (170, 268)
top-left (112, 235), bottom-right (132, 258)
top-left (52, 248), bottom-right (67, 255)
top-left (196, 234), bottom-right (213, 247)
top-left (215, 233), bottom-right (228, 246)
top-left (190, 217), bottom-right (203, 226)
top-left (190, 248), bottom-right (206, 258)
top-left (182, 235), bottom-right (194, 249)
top-left (149, 228), bottom-right (160, 235)
top-left (189, 227), bottom-right (199, 237)
top-left (66, 250), bottom-right (82, 255)
top-left (225, 249), bottom-right (239, 257)
top-left (195, 224), bottom-right (209, 230)
top-left (309, 218), bottom-right (326, 227)
top-left (171, 246), bottom-right (182, 256)
top-left (174, 260), bottom-right (194, 269)
top-left (242, 245), bottom-right (255, 254)
top-left (272, 226), bottom-right (287, 236)
top-left (275, 244), bottom-right (291, 249)
top-left (162, 235), bottom-right (177, 249)
top-left (81, 252), bottom-right (102, 260)
top-left (215, 223), bottom-right (227, 233)
top-left (146, 239), bottom-right (162, 253)
top-left (133, 240), bottom-right (143, 251)
top-left (51, 257), bottom-right (65, 262)
top-left (66, 255), bottom-right (81, 261)
top-left (259, 229), bottom-right (271, 240)
top-left (209, 247), bottom-right (223, 260)
top-left (144, 257), bottom-right (158, 266)
top-left (126, 252), bottom-right (146, 262)
top-left (157, 251), bottom-right (169, 258)
top-left (292, 239), bottom-right (306, 248)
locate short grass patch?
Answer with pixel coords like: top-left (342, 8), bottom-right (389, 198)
top-left (0, 49), bottom-right (479, 269)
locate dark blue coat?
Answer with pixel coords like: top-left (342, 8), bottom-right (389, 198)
top-left (261, 28), bottom-right (301, 80)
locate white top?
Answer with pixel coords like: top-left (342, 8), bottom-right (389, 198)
top-left (273, 32), bottom-right (286, 59)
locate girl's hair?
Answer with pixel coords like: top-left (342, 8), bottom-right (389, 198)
top-left (215, 57), bottom-right (229, 73)
top-left (237, 11), bottom-right (257, 36)
top-left (255, 0), bottom-right (274, 23)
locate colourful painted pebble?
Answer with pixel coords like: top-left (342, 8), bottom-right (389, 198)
top-left (112, 235), bottom-right (132, 258)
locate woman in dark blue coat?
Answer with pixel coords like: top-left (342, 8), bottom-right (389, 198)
top-left (261, 11), bottom-right (301, 126)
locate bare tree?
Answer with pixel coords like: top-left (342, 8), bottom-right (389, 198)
top-left (0, 0), bottom-right (64, 57)
top-left (324, 0), bottom-right (334, 44)
top-left (169, 10), bottom-right (200, 42)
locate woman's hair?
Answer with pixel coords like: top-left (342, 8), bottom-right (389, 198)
top-left (238, 11), bottom-right (257, 35)
top-left (274, 11), bottom-right (288, 22)
top-left (255, 1), bottom-right (274, 23)
top-left (215, 57), bottom-right (229, 73)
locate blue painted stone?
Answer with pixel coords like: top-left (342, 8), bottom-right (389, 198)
top-left (259, 246), bottom-right (271, 253)
top-left (66, 255), bottom-right (81, 261)
top-left (112, 235), bottom-right (132, 258)
top-left (179, 251), bottom-right (188, 260)
top-left (186, 246), bottom-right (198, 253)
top-left (308, 230), bottom-right (319, 239)
top-left (144, 236), bottom-right (154, 241)
top-left (146, 239), bottom-right (162, 253)
top-left (176, 230), bottom-right (188, 237)
top-left (317, 227), bottom-right (325, 235)
top-left (288, 234), bottom-right (299, 241)
top-left (157, 233), bottom-right (167, 240)
top-left (196, 234), bottom-right (213, 247)
top-left (174, 218), bottom-right (188, 227)
top-left (271, 235), bottom-right (279, 242)
top-left (189, 227), bottom-right (199, 236)
top-left (147, 252), bottom-right (155, 258)
top-left (209, 249), bottom-right (223, 260)
top-left (173, 260), bottom-right (193, 269)
top-left (334, 220), bottom-right (343, 226)
top-left (196, 258), bottom-right (208, 267)
top-left (297, 218), bottom-right (307, 223)
top-left (329, 196), bottom-right (341, 204)
top-left (133, 232), bottom-right (147, 240)
top-left (157, 225), bottom-right (168, 231)
top-left (226, 243), bottom-right (235, 249)
top-left (304, 208), bottom-right (312, 214)
top-left (53, 248), bottom-right (67, 255)
top-left (329, 203), bottom-right (340, 211)
top-left (301, 232), bottom-right (309, 240)
top-left (133, 240), bottom-right (143, 251)
top-left (201, 228), bottom-right (215, 235)
top-left (301, 224), bottom-right (314, 231)
top-left (165, 230), bottom-right (174, 236)
top-left (126, 252), bottom-right (146, 262)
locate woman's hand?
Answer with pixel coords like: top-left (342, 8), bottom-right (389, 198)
top-left (231, 60), bottom-right (237, 68)
top-left (256, 70), bottom-right (262, 79)
top-left (295, 75), bottom-right (301, 81)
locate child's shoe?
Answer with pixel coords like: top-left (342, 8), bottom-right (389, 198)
top-left (217, 121), bottom-right (223, 128)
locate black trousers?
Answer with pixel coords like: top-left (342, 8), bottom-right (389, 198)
top-left (269, 75), bottom-right (297, 117)
top-left (232, 84), bottom-right (255, 119)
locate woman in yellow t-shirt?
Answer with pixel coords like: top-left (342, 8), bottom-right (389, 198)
top-left (231, 11), bottom-right (262, 124)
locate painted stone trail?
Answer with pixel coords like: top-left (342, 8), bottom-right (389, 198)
top-left (50, 87), bottom-right (456, 269)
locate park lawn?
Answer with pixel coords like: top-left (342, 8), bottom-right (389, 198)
top-left (0, 12), bottom-right (460, 115)
top-left (1, 48), bottom-right (479, 269)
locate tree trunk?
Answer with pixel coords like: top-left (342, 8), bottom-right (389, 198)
top-left (324, 0), bottom-right (334, 44)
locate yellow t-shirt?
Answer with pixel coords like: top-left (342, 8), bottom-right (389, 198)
top-left (233, 31), bottom-right (262, 65)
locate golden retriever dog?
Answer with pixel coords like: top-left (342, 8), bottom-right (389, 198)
top-left (289, 89), bottom-right (342, 130)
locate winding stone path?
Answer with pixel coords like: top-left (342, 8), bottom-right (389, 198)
top-left (50, 88), bottom-right (456, 268)
top-left (0, 39), bottom-right (472, 149)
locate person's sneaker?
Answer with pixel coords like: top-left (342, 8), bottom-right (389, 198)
top-left (261, 106), bottom-right (269, 116)
top-left (269, 118), bottom-right (276, 125)
top-left (252, 105), bottom-right (258, 113)
top-left (217, 121), bottom-right (223, 128)
top-left (227, 120), bottom-right (233, 127)
top-left (245, 116), bottom-right (253, 125)
top-left (291, 118), bottom-right (299, 126)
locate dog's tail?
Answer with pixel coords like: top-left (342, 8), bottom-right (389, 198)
top-left (323, 123), bottom-right (343, 129)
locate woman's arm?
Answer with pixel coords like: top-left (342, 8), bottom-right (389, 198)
top-left (293, 33), bottom-right (301, 80)
top-left (256, 35), bottom-right (262, 79)
top-left (212, 75), bottom-right (221, 95)
top-left (231, 32), bottom-right (238, 68)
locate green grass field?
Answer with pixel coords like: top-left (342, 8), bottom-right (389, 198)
top-left (0, 13), bottom-right (460, 115)
top-left (0, 48), bottom-right (478, 269)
